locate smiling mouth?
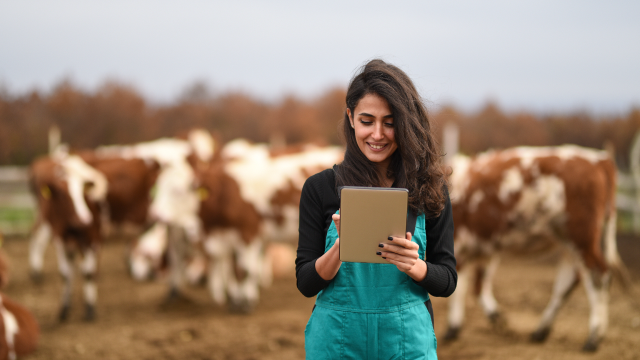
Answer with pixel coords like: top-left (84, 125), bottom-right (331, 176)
top-left (368, 143), bottom-right (387, 150)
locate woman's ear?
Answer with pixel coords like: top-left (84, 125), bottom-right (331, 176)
top-left (347, 108), bottom-right (355, 128)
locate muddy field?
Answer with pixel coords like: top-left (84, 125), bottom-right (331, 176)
top-left (2, 234), bottom-right (640, 360)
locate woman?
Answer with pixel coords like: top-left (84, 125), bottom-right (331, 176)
top-left (296, 59), bottom-right (457, 359)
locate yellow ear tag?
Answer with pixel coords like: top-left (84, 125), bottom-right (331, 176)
top-left (40, 186), bottom-right (51, 200)
top-left (149, 184), bottom-right (157, 199)
top-left (198, 187), bottom-right (209, 201)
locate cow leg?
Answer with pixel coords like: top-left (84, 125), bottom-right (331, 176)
top-left (445, 263), bottom-right (473, 341)
top-left (531, 255), bottom-right (579, 342)
top-left (578, 264), bottom-right (611, 352)
top-left (204, 234), bottom-right (232, 306)
top-left (185, 251), bottom-right (207, 286)
top-left (479, 255), bottom-right (501, 323)
top-left (0, 295), bottom-right (19, 360)
top-left (166, 224), bottom-right (187, 301)
top-left (227, 238), bottom-right (263, 313)
top-left (29, 221), bottom-right (52, 283)
top-left (129, 222), bottom-right (168, 281)
top-left (55, 240), bottom-right (73, 321)
top-left (80, 247), bottom-right (98, 321)
top-left (260, 244), bottom-right (273, 288)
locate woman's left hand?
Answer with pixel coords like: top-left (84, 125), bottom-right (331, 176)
top-left (377, 232), bottom-right (428, 282)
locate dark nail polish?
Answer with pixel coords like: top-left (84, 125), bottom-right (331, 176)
top-left (382, 257), bottom-right (386, 259)
top-left (387, 236), bottom-right (393, 241)
top-left (378, 243), bottom-right (384, 248)
top-left (376, 251), bottom-right (381, 255)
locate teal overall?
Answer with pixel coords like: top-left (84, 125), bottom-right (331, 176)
top-left (305, 211), bottom-right (437, 359)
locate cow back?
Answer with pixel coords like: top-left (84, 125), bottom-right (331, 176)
top-left (451, 146), bottom-right (615, 267)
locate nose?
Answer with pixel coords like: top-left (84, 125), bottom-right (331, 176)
top-left (372, 123), bottom-right (384, 141)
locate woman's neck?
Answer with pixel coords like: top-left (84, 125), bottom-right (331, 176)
top-left (376, 162), bottom-right (394, 187)
top-left (381, 177), bottom-right (394, 187)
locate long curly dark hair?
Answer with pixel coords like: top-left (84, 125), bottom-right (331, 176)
top-left (335, 59), bottom-right (446, 217)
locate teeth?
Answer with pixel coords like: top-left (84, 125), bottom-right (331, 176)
top-left (370, 144), bottom-right (385, 150)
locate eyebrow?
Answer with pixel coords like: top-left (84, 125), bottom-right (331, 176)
top-left (358, 112), bottom-right (394, 119)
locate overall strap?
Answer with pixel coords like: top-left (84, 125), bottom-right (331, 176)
top-left (406, 210), bottom-right (418, 235)
top-left (331, 164), bottom-right (339, 198)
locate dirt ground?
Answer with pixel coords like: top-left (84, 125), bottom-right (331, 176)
top-left (2, 233), bottom-right (640, 360)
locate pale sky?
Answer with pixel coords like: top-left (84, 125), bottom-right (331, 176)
top-left (1, 0), bottom-right (639, 113)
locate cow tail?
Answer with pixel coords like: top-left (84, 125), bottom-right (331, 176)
top-left (602, 155), bottom-right (632, 292)
top-left (604, 206), bottom-right (632, 292)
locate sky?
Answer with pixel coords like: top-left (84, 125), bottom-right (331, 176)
top-left (1, 0), bottom-right (639, 113)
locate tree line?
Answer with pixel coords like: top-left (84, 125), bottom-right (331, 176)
top-left (1, 80), bottom-right (639, 169)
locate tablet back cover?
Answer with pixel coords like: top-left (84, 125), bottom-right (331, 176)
top-left (339, 187), bottom-right (408, 263)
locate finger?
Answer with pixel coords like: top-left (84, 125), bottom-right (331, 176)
top-left (387, 236), bottom-right (419, 250)
top-left (382, 256), bottom-right (413, 272)
top-left (378, 243), bottom-right (419, 259)
top-left (332, 214), bottom-right (341, 232)
top-left (377, 251), bottom-right (418, 265)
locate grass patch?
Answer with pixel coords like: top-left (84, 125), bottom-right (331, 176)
top-left (0, 208), bottom-right (35, 234)
top-left (617, 211), bottom-right (637, 234)
top-left (0, 207), bottom-right (35, 222)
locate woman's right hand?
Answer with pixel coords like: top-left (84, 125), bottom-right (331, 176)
top-left (315, 214), bottom-right (342, 280)
top-left (331, 213), bottom-right (340, 249)
top-left (331, 213), bottom-right (341, 234)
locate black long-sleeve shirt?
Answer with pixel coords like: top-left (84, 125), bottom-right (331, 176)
top-left (296, 168), bottom-right (457, 298)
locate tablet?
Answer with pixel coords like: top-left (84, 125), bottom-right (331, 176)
top-left (339, 186), bottom-right (408, 263)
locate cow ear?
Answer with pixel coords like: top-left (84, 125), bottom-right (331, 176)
top-left (198, 187), bottom-right (209, 201)
top-left (40, 185), bottom-right (52, 199)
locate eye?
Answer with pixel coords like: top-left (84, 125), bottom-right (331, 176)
top-left (384, 122), bottom-right (394, 128)
top-left (359, 120), bottom-right (373, 125)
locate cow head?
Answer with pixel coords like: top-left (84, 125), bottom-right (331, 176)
top-left (61, 156), bottom-right (108, 224)
top-left (31, 153), bottom-right (107, 231)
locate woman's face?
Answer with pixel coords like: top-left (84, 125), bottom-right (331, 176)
top-left (347, 93), bottom-right (398, 170)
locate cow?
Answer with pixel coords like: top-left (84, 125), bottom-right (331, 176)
top-left (132, 138), bottom-right (343, 311)
top-left (28, 153), bottom-right (160, 282)
top-left (196, 139), bottom-right (344, 311)
top-left (120, 130), bottom-right (216, 282)
top-left (445, 145), bottom-right (627, 351)
top-left (28, 149), bottom-right (108, 321)
top-left (26, 130), bottom-right (216, 320)
top-left (0, 245), bottom-right (39, 360)
top-left (29, 129), bottom-right (214, 284)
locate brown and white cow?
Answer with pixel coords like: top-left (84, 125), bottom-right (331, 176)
top-left (199, 139), bottom-right (343, 311)
top-left (27, 131), bottom-right (216, 319)
top-left (28, 151), bottom-right (161, 278)
top-left (29, 130), bottom-right (212, 284)
top-left (445, 145), bottom-right (626, 351)
top-left (28, 150), bottom-right (108, 321)
top-left (0, 246), bottom-right (39, 360)
top-left (134, 138), bottom-right (343, 311)
top-left (122, 131), bottom-right (216, 282)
